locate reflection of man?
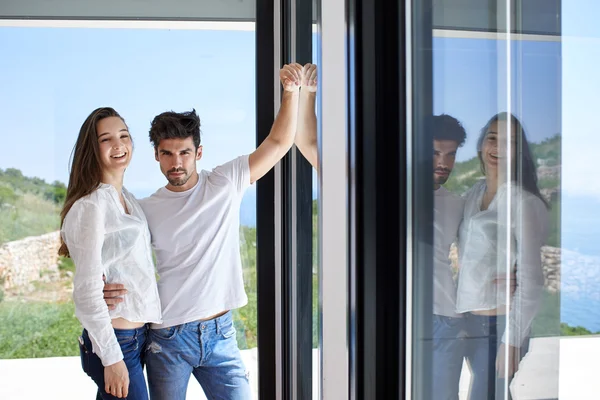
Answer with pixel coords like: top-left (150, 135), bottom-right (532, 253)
top-left (430, 114), bottom-right (467, 400)
top-left (102, 63), bottom-right (314, 400)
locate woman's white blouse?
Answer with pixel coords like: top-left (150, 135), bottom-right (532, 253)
top-left (456, 179), bottom-right (549, 347)
top-left (61, 184), bottom-right (162, 366)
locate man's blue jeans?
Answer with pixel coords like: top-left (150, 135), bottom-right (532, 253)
top-left (79, 325), bottom-right (149, 400)
top-left (146, 311), bottom-right (251, 400)
top-left (432, 314), bottom-right (465, 400)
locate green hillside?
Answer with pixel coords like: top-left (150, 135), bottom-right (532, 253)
top-left (0, 168), bottom-right (65, 245)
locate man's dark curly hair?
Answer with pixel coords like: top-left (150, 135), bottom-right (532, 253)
top-left (431, 114), bottom-right (467, 147)
top-left (149, 109), bottom-right (201, 149)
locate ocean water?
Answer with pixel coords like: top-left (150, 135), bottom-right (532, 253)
top-left (559, 194), bottom-right (600, 332)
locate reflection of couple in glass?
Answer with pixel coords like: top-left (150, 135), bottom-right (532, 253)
top-left (59, 63), bottom-right (318, 400)
top-left (432, 112), bottom-right (549, 400)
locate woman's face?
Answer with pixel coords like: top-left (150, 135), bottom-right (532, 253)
top-left (96, 116), bottom-right (133, 174)
top-left (480, 120), bottom-right (517, 176)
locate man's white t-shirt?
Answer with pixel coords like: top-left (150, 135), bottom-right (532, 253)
top-left (433, 186), bottom-right (465, 318)
top-left (139, 155), bottom-right (251, 329)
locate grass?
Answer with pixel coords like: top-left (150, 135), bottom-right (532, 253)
top-left (58, 256), bottom-right (76, 273)
top-left (0, 300), bottom-right (81, 359)
top-left (0, 281), bottom-right (591, 360)
top-left (531, 289), bottom-right (600, 337)
top-left (0, 193), bottom-right (60, 245)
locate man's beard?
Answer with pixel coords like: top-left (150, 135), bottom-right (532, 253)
top-left (166, 168), bottom-right (190, 186)
top-left (434, 168), bottom-right (450, 185)
top-left (434, 175), bottom-right (449, 185)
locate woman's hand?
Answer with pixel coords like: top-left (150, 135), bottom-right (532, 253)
top-left (104, 359), bottom-right (129, 398)
top-left (300, 63), bottom-right (318, 92)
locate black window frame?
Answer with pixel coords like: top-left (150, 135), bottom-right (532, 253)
top-left (347, 0), bottom-right (434, 398)
top-left (256, 0), bottom-right (315, 398)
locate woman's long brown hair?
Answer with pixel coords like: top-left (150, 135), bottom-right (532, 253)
top-left (58, 107), bottom-right (126, 257)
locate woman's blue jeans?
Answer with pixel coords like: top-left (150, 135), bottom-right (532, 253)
top-left (79, 325), bottom-right (149, 400)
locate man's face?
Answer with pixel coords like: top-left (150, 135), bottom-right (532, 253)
top-left (433, 139), bottom-right (459, 189)
top-left (155, 137), bottom-right (203, 192)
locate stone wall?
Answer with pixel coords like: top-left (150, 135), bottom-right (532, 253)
top-left (0, 231), bottom-right (61, 289)
top-left (0, 232), bottom-right (580, 295)
top-left (541, 246), bottom-right (561, 293)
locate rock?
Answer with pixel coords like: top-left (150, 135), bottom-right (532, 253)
top-left (0, 232), bottom-right (61, 290)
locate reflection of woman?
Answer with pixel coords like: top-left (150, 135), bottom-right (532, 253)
top-left (456, 112), bottom-right (549, 399)
top-left (59, 107), bottom-right (162, 399)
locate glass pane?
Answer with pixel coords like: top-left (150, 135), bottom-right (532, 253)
top-left (0, 23), bottom-right (258, 399)
top-left (312, 10), bottom-right (321, 400)
top-left (407, 0), bottom-right (600, 398)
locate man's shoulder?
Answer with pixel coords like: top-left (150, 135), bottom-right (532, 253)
top-left (137, 188), bottom-right (167, 208)
top-left (208, 155), bottom-right (249, 174)
top-left (205, 155), bottom-right (250, 189)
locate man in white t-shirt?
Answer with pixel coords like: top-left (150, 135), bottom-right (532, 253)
top-left (430, 114), bottom-right (467, 400)
top-left (102, 63), bottom-right (317, 399)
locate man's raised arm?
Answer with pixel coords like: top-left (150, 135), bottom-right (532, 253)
top-left (249, 63), bottom-right (303, 184)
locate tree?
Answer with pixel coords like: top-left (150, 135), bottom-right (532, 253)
top-left (44, 181), bottom-right (67, 204)
top-left (0, 186), bottom-right (17, 205)
top-left (4, 168), bottom-right (22, 179)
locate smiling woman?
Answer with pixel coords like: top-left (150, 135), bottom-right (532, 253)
top-left (59, 107), bottom-right (162, 399)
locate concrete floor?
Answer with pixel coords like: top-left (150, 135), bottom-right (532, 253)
top-left (1, 336), bottom-right (598, 399)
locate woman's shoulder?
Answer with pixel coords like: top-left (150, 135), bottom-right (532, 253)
top-left (68, 187), bottom-right (111, 214)
top-left (462, 179), bottom-right (486, 201)
top-left (62, 189), bottom-right (109, 233)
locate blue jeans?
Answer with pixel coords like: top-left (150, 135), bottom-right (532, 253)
top-left (79, 326), bottom-right (149, 400)
top-left (463, 313), bottom-right (530, 400)
top-left (146, 311), bottom-right (251, 400)
top-left (432, 314), bottom-right (465, 400)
